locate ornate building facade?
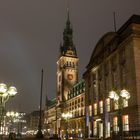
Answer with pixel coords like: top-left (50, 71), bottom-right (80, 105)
top-left (44, 14), bottom-right (140, 139)
top-left (83, 15), bottom-right (140, 139)
top-left (44, 98), bottom-right (57, 137)
top-left (44, 12), bottom-right (86, 139)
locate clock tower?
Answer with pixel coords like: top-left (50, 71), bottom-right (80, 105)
top-left (57, 12), bottom-right (78, 102)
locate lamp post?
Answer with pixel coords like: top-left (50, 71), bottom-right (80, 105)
top-left (62, 112), bottom-right (72, 140)
top-left (109, 89), bottom-right (130, 140)
top-left (0, 83), bottom-right (17, 134)
top-left (36, 69), bottom-right (44, 138)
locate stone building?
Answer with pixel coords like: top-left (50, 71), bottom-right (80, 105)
top-left (60, 80), bottom-right (85, 138)
top-left (26, 110), bottom-right (44, 135)
top-left (44, 11), bottom-right (86, 139)
top-left (44, 98), bottom-right (57, 137)
top-left (83, 15), bottom-right (140, 139)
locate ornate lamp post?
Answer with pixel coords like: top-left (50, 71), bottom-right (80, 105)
top-left (109, 89), bottom-right (130, 140)
top-left (62, 112), bottom-right (72, 140)
top-left (0, 83), bottom-right (17, 134)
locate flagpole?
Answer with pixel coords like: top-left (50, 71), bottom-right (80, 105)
top-left (36, 69), bottom-right (44, 138)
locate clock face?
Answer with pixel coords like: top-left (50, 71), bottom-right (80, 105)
top-left (67, 74), bottom-right (73, 80)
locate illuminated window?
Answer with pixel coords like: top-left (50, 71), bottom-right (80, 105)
top-left (78, 107), bottom-right (81, 116)
top-left (123, 99), bottom-right (128, 107)
top-left (114, 100), bottom-right (119, 110)
top-left (89, 105), bottom-right (92, 116)
top-left (82, 107), bottom-right (85, 115)
top-left (94, 103), bottom-right (97, 115)
top-left (113, 117), bottom-right (118, 132)
top-left (99, 101), bottom-right (103, 114)
top-left (73, 110), bottom-right (75, 117)
top-left (106, 122), bottom-right (110, 138)
top-left (93, 121), bottom-right (97, 136)
top-left (106, 98), bottom-right (110, 112)
top-left (123, 115), bottom-right (129, 131)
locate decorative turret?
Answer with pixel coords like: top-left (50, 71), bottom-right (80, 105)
top-left (60, 11), bottom-right (77, 57)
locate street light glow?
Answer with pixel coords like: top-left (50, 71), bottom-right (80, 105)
top-left (62, 112), bottom-right (72, 119)
top-left (0, 83), bottom-right (7, 93)
top-left (108, 89), bottom-right (130, 140)
top-left (109, 90), bottom-right (116, 99)
top-left (8, 86), bottom-right (18, 97)
top-left (2, 92), bottom-right (8, 97)
top-left (62, 112), bottom-right (72, 140)
top-left (114, 93), bottom-right (119, 101)
top-left (109, 89), bottom-right (130, 101)
top-left (120, 89), bottom-right (130, 99)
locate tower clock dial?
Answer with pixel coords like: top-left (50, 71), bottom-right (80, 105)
top-left (67, 74), bottom-right (73, 80)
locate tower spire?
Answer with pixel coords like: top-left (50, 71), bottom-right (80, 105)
top-left (63, 9), bottom-right (73, 47)
top-left (67, 7), bottom-right (70, 25)
top-left (66, 0), bottom-right (70, 24)
top-left (59, 3), bottom-right (77, 57)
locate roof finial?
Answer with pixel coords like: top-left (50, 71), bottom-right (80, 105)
top-left (113, 12), bottom-right (117, 32)
top-left (66, 0), bottom-right (70, 24)
top-left (66, 0), bottom-right (69, 12)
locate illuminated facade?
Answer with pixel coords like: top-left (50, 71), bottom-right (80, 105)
top-left (44, 98), bottom-right (57, 136)
top-left (83, 15), bottom-right (140, 139)
top-left (26, 110), bottom-right (44, 134)
top-left (56, 12), bottom-right (78, 102)
top-left (60, 81), bottom-right (85, 138)
top-left (44, 12), bottom-right (86, 139)
top-left (44, 12), bottom-right (140, 140)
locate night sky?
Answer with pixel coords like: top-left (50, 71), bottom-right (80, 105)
top-left (0, 0), bottom-right (140, 113)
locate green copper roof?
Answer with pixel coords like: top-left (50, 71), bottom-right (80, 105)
top-left (47, 98), bottom-right (56, 108)
top-left (68, 80), bottom-right (85, 100)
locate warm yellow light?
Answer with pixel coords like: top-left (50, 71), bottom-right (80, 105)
top-left (62, 112), bottom-right (72, 119)
top-left (11, 111), bottom-right (15, 116)
top-left (62, 113), bottom-right (65, 118)
top-left (109, 91), bottom-right (116, 99)
top-left (15, 112), bottom-right (19, 117)
top-left (96, 118), bottom-right (102, 122)
top-left (6, 112), bottom-right (10, 117)
top-left (67, 112), bottom-right (72, 118)
top-left (99, 101), bottom-right (103, 105)
top-left (7, 111), bottom-right (19, 118)
top-left (114, 94), bottom-right (119, 101)
top-left (120, 89), bottom-right (130, 99)
top-left (0, 83), bottom-right (7, 93)
top-left (2, 92), bottom-right (8, 97)
top-left (8, 86), bottom-right (17, 97)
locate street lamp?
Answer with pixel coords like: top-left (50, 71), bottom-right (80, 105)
top-left (62, 112), bottom-right (72, 140)
top-left (0, 83), bottom-right (17, 134)
top-left (6, 111), bottom-right (19, 118)
top-left (109, 89), bottom-right (130, 140)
